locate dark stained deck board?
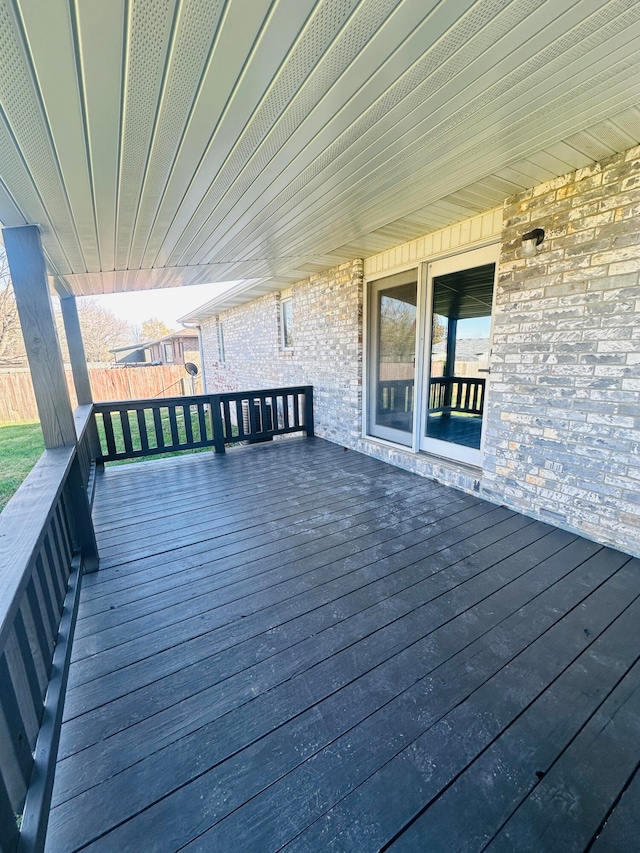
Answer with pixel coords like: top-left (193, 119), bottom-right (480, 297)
top-left (44, 438), bottom-right (640, 852)
top-left (590, 763), bottom-right (640, 851)
top-left (54, 514), bottom-right (554, 797)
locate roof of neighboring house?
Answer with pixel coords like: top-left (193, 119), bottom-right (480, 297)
top-left (110, 329), bottom-right (199, 355)
top-left (432, 338), bottom-right (490, 361)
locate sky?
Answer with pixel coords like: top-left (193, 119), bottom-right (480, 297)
top-left (80, 281), bottom-right (240, 329)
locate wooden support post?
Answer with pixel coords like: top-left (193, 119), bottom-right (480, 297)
top-left (59, 296), bottom-right (91, 404)
top-left (304, 386), bottom-right (315, 437)
top-left (60, 295), bottom-right (102, 463)
top-left (3, 226), bottom-right (76, 449)
top-left (3, 225), bottom-right (99, 572)
top-left (443, 318), bottom-right (457, 416)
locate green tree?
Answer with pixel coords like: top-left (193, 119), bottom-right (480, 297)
top-left (141, 317), bottom-right (175, 342)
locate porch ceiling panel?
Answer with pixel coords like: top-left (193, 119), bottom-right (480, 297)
top-left (0, 0), bottom-right (639, 297)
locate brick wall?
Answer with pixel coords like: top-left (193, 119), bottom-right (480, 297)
top-left (199, 147), bottom-right (640, 557)
top-left (201, 260), bottom-right (363, 447)
top-left (484, 145), bottom-right (640, 555)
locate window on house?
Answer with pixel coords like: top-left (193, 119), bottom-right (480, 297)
top-left (281, 297), bottom-right (294, 349)
top-left (163, 342), bottom-right (174, 363)
top-left (218, 321), bottom-right (225, 363)
top-left (367, 245), bottom-right (497, 466)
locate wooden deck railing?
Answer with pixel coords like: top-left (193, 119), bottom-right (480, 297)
top-left (0, 384), bottom-right (313, 851)
top-left (377, 378), bottom-right (414, 417)
top-left (93, 385), bottom-right (314, 462)
top-left (376, 377), bottom-right (485, 420)
top-left (429, 376), bottom-right (485, 416)
top-left (0, 448), bottom-right (88, 853)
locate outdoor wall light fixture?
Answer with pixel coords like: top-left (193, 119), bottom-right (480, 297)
top-left (521, 227), bottom-right (545, 256)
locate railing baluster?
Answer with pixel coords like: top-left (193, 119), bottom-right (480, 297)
top-left (210, 396), bottom-right (225, 454)
top-left (152, 407), bottom-right (164, 449)
top-left (53, 508), bottom-right (72, 584)
top-left (0, 653), bottom-right (32, 811)
top-left (55, 503), bottom-right (73, 571)
top-left (273, 395), bottom-right (282, 430)
top-left (11, 612), bottom-right (43, 732)
top-left (32, 558), bottom-right (56, 657)
top-left (120, 410), bottom-right (133, 455)
top-left (23, 584), bottom-right (49, 694)
top-left (194, 403), bottom-right (205, 442)
top-left (137, 409), bottom-right (149, 453)
top-left (283, 394), bottom-right (290, 429)
top-left (223, 399), bottom-right (232, 441)
top-left (236, 400), bottom-right (246, 440)
top-left (168, 405), bottom-right (179, 447)
top-left (293, 392), bottom-right (301, 428)
top-left (183, 405), bottom-right (194, 445)
top-left (42, 537), bottom-right (64, 613)
top-left (259, 395), bottom-right (269, 433)
top-left (102, 411), bottom-right (116, 458)
top-left (4, 629), bottom-right (39, 755)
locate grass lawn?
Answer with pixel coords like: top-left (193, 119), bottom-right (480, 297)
top-left (0, 421), bottom-right (45, 511)
top-left (0, 407), bottom-right (238, 511)
top-left (95, 406), bottom-right (217, 465)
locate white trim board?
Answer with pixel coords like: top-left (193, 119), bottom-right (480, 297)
top-left (363, 208), bottom-right (503, 277)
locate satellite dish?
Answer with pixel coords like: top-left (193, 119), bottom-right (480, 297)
top-left (184, 362), bottom-right (199, 376)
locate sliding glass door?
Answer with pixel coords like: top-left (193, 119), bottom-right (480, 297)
top-left (367, 246), bottom-right (497, 465)
top-left (420, 247), bottom-right (497, 465)
top-left (368, 269), bottom-right (418, 446)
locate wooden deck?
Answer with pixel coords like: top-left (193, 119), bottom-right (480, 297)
top-left (45, 437), bottom-right (640, 852)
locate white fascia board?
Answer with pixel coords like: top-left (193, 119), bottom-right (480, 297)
top-left (177, 278), bottom-right (277, 322)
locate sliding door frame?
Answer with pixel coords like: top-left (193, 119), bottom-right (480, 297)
top-left (418, 244), bottom-right (499, 466)
top-left (363, 243), bottom-right (499, 466)
top-left (366, 267), bottom-right (420, 446)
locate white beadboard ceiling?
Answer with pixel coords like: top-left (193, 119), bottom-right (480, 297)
top-left (0, 0), bottom-right (639, 297)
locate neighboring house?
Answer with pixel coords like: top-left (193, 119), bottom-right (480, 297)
top-left (144, 330), bottom-right (200, 366)
top-left (109, 343), bottom-right (147, 364)
top-left (110, 330), bottom-right (200, 366)
top-left (182, 144), bottom-right (640, 559)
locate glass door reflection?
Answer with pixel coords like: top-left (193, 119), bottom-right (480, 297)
top-left (370, 272), bottom-right (417, 445)
top-left (424, 262), bottom-right (495, 459)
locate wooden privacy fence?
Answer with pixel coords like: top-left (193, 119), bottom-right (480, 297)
top-left (0, 366), bottom-right (191, 423)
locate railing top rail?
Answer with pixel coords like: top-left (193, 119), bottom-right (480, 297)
top-left (0, 446), bottom-right (75, 650)
top-left (93, 394), bottom-right (208, 410)
top-left (73, 403), bottom-right (94, 441)
top-left (213, 385), bottom-right (312, 402)
top-left (429, 376), bottom-right (485, 383)
top-left (93, 386), bottom-right (313, 411)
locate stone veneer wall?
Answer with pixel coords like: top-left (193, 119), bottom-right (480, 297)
top-left (201, 260), bottom-right (363, 447)
top-left (200, 147), bottom-right (640, 557)
top-left (484, 145), bottom-right (640, 556)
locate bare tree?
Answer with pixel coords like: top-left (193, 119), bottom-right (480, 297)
top-left (1, 245), bottom-right (138, 365)
top-left (55, 298), bottom-right (133, 363)
top-left (0, 247), bottom-right (26, 365)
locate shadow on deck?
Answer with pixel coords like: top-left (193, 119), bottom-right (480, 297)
top-left (46, 438), bottom-right (640, 852)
